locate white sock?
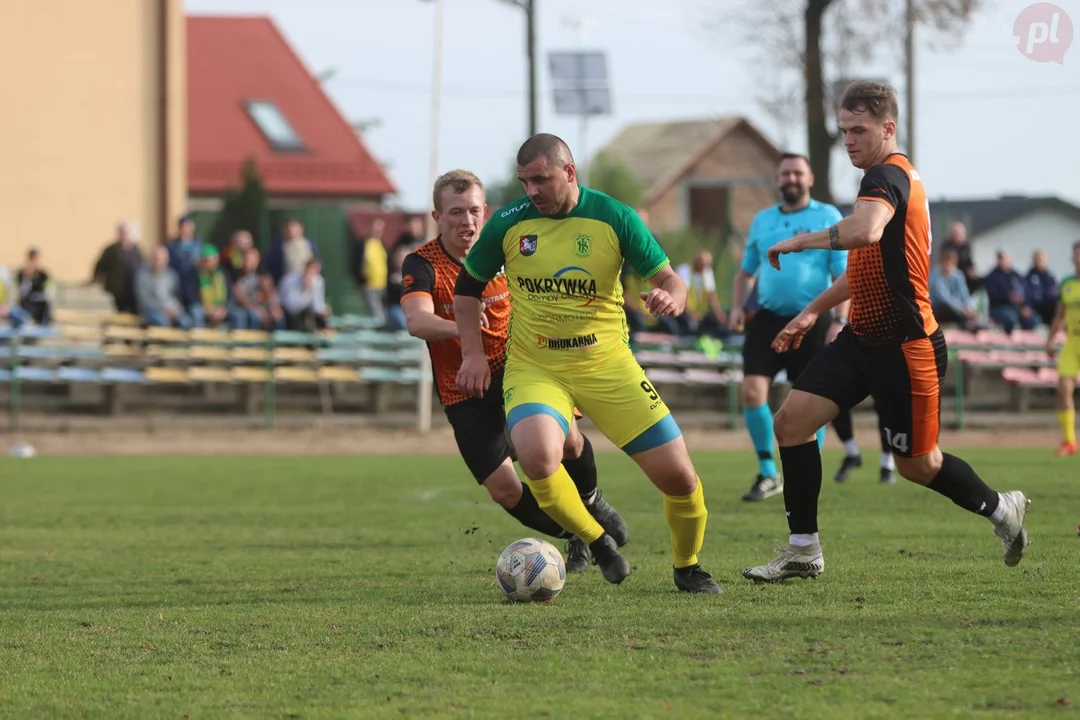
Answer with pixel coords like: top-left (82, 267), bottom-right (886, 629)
top-left (881, 454), bottom-right (895, 471)
top-left (989, 493), bottom-right (1007, 523)
top-left (843, 439), bottom-right (860, 457)
top-left (789, 533), bottom-right (819, 548)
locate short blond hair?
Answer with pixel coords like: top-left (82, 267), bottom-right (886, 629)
top-left (432, 169), bottom-right (484, 211)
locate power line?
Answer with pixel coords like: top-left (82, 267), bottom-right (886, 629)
top-left (327, 77), bottom-right (1080, 104)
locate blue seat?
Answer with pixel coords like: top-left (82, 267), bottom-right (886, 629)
top-left (272, 330), bottom-right (319, 346)
top-left (0, 369), bottom-right (9, 382)
top-left (57, 367), bottom-right (101, 383)
top-left (317, 347), bottom-right (362, 364)
top-left (15, 367), bottom-right (57, 382)
top-left (100, 367), bottom-right (146, 383)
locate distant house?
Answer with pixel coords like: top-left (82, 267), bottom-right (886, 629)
top-left (598, 117), bottom-right (782, 238)
top-left (839, 195), bottom-right (1080, 274)
top-left (186, 15), bottom-right (396, 208)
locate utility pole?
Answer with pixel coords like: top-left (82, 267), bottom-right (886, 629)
top-left (905, 0), bottom-right (916, 166)
top-left (526, 0), bottom-right (537, 136)
top-left (499, 0), bottom-right (538, 137)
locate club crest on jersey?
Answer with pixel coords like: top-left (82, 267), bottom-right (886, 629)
top-left (519, 234), bottom-right (538, 256)
top-left (573, 234), bottom-right (592, 257)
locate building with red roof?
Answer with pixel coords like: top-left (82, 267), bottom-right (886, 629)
top-left (186, 15), bottom-right (395, 204)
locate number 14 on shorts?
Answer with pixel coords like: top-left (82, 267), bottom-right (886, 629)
top-left (883, 427), bottom-right (909, 454)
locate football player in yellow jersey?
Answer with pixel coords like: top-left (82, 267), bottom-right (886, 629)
top-left (1046, 241), bottom-right (1080, 457)
top-left (453, 134), bottom-right (720, 594)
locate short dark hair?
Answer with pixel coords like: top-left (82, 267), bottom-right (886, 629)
top-left (840, 80), bottom-right (899, 122)
top-left (940, 246), bottom-right (959, 261)
top-left (778, 152), bottom-right (809, 165)
top-left (432, 169), bottom-right (484, 211)
top-left (516, 133), bottom-right (574, 167)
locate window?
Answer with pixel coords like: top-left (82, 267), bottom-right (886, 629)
top-left (245, 100), bottom-right (305, 152)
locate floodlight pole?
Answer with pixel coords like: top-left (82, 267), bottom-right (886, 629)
top-left (417, 0), bottom-right (444, 434)
top-left (904, 0), bottom-right (916, 166)
top-left (499, 0), bottom-right (538, 137)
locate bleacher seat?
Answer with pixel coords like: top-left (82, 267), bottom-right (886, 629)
top-left (144, 367), bottom-right (189, 384)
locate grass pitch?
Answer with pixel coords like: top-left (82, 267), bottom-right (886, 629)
top-left (0, 448), bottom-right (1077, 718)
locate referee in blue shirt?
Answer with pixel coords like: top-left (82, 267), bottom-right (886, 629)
top-left (729, 154), bottom-right (887, 502)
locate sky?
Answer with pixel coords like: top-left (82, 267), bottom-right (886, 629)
top-left (183, 0), bottom-right (1079, 211)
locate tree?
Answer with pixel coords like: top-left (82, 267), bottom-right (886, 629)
top-left (210, 158), bottom-right (269, 250)
top-left (587, 151), bottom-right (644, 209)
top-left (485, 162), bottom-right (524, 209)
top-left (726, 0), bottom-right (981, 203)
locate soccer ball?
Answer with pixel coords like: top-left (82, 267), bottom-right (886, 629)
top-left (495, 537), bottom-right (566, 603)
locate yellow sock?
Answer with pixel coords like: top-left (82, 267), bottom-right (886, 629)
top-left (663, 478), bottom-right (708, 569)
top-left (524, 465), bottom-right (605, 544)
top-left (1061, 409), bottom-right (1076, 445)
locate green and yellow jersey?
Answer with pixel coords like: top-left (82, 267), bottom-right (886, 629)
top-left (463, 187), bottom-right (669, 367)
top-left (1061, 275), bottom-right (1080, 339)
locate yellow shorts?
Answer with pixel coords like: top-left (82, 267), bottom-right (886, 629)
top-left (1058, 338), bottom-right (1080, 378)
top-left (502, 350), bottom-right (681, 454)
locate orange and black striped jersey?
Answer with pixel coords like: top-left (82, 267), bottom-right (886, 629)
top-left (847, 153), bottom-right (939, 344)
top-left (400, 237), bottom-right (510, 406)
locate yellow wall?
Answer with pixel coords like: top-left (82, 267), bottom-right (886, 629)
top-left (0, 0), bottom-right (186, 283)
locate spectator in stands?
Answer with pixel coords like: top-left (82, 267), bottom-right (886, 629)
top-left (984, 250), bottom-right (1038, 333)
top-left (165, 215), bottom-right (203, 319)
top-left (0, 265), bottom-right (31, 329)
top-left (385, 243), bottom-right (410, 331)
top-left (280, 258), bottom-right (331, 332)
top-left (1025, 248), bottom-right (1058, 325)
top-left (349, 218), bottom-right (388, 324)
top-left (137, 246), bottom-right (191, 328)
top-left (195, 244), bottom-right (230, 329)
top-left (220, 230), bottom-right (254, 285)
top-left (675, 250), bottom-right (729, 338)
top-left (90, 220), bottom-right (142, 314)
top-left (231, 247), bottom-right (283, 330)
top-left (16, 247), bottom-right (53, 325)
top-left (930, 246), bottom-right (981, 331)
top-left (263, 219), bottom-right (319, 287)
top-left (944, 221), bottom-right (980, 294)
top-left (394, 215), bottom-right (426, 254)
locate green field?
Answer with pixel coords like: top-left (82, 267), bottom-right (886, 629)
top-left (0, 449), bottom-right (1077, 719)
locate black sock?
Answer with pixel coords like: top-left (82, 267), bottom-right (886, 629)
top-left (504, 484), bottom-right (571, 539)
top-left (779, 441), bottom-right (823, 535)
top-left (832, 411), bottom-right (854, 444)
top-left (927, 453), bottom-right (1000, 518)
top-left (563, 435), bottom-right (598, 503)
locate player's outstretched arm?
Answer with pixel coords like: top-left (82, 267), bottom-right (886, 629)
top-left (768, 200), bottom-right (895, 269)
top-left (772, 274), bottom-right (851, 353)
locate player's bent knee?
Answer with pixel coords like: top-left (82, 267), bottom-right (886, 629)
top-left (741, 376), bottom-right (769, 408)
top-left (773, 407), bottom-right (811, 447)
top-left (509, 413), bottom-right (568, 480)
top-left (482, 461), bottom-right (524, 508)
top-left (894, 446), bottom-right (943, 485)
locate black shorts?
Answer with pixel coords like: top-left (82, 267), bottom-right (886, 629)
top-left (793, 327), bottom-right (948, 458)
top-left (742, 309), bottom-right (832, 381)
top-left (444, 367), bottom-right (513, 483)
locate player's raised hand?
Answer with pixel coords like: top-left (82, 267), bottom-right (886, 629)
top-left (772, 310), bottom-right (818, 353)
top-left (640, 289), bottom-right (679, 317)
top-left (456, 353), bottom-right (491, 398)
top-left (767, 238), bottom-right (802, 270)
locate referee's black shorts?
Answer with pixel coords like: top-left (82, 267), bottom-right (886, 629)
top-left (443, 367), bottom-right (514, 483)
top-left (742, 308), bottom-right (832, 382)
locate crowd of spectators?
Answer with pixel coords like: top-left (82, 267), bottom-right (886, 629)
top-left (90, 215), bottom-right (331, 333)
top-left (930, 221), bottom-right (1063, 334)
